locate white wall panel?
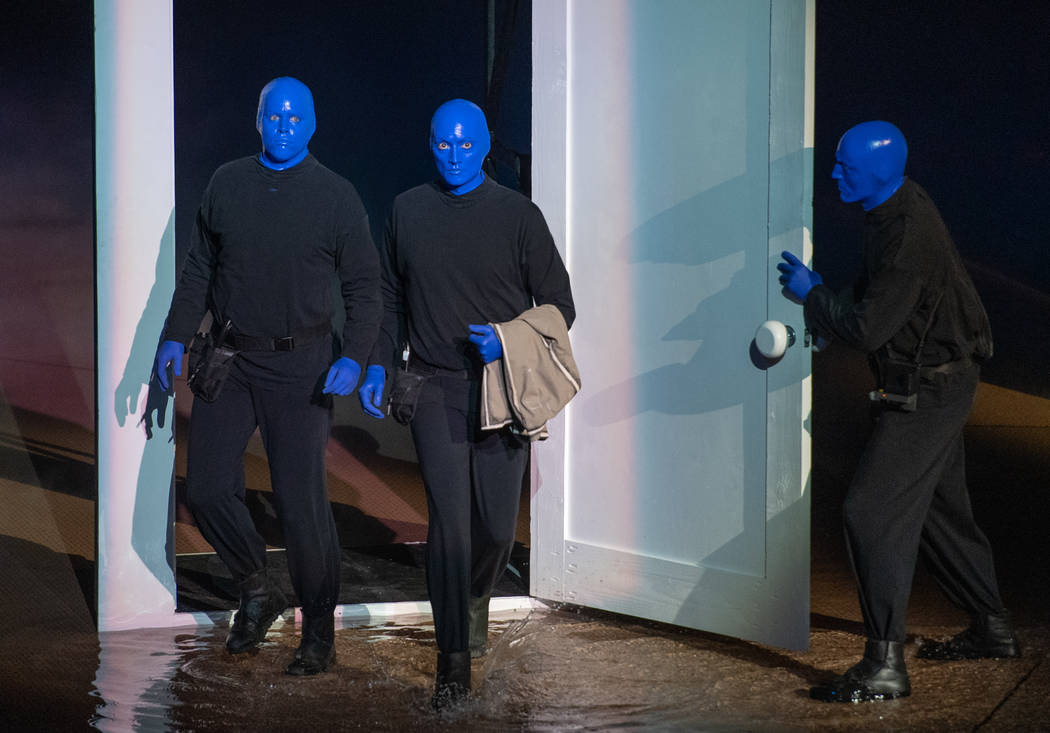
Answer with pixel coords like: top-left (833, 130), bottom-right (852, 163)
top-left (95, 0), bottom-right (179, 631)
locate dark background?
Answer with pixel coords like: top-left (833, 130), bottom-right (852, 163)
top-left (175, 0), bottom-right (1050, 405)
top-left (812, 0), bottom-right (1050, 399)
top-left (815, 0), bottom-right (1046, 291)
top-left (172, 1), bottom-right (532, 253)
top-left (1, 0), bottom-right (1047, 564)
top-left (4, 0), bottom-right (1046, 405)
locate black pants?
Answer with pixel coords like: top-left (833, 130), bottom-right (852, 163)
top-left (409, 371), bottom-right (528, 653)
top-left (843, 363), bottom-right (1005, 642)
top-left (185, 351), bottom-right (340, 617)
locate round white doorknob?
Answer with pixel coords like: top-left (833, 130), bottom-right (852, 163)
top-left (754, 320), bottom-right (796, 359)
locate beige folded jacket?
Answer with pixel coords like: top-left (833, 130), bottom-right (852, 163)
top-left (480, 303), bottom-right (581, 441)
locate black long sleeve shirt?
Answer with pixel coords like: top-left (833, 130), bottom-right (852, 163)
top-left (163, 154), bottom-right (381, 370)
top-left (804, 179), bottom-right (992, 365)
top-left (372, 177), bottom-right (574, 373)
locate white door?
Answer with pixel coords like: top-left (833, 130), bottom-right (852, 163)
top-left (530, 0), bottom-right (815, 650)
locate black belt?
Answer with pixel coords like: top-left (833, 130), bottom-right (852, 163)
top-left (216, 321), bottom-right (331, 352)
top-left (920, 357), bottom-right (974, 378)
top-left (406, 352), bottom-right (473, 380)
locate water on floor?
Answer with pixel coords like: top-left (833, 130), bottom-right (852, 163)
top-left (76, 603), bottom-right (1049, 732)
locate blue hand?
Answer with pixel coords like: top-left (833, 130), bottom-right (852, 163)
top-left (777, 251), bottom-right (823, 301)
top-left (358, 364), bottom-right (386, 419)
top-left (154, 340), bottom-right (184, 391)
top-left (322, 357), bottom-right (362, 396)
top-left (467, 324), bottom-right (503, 363)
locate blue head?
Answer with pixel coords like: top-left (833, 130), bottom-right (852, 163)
top-left (832, 121), bottom-right (908, 210)
top-left (430, 99), bottom-right (491, 195)
top-left (256, 77), bottom-right (316, 171)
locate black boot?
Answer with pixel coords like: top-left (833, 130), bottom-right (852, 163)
top-left (810, 639), bottom-right (911, 703)
top-left (286, 612), bottom-right (335, 676)
top-left (226, 570), bottom-right (288, 654)
top-left (917, 612), bottom-right (1021, 660)
top-left (432, 651), bottom-right (470, 710)
top-left (468, 594), bottom-right (491, 659)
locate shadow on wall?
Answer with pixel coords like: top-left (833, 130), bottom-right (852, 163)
top-left (578, 53), bottom-right (810, 423)
top-left (116, 209), bottom-right (178, 593)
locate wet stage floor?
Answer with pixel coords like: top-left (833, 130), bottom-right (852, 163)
top-left (7, 560), bottom-right (1050, 732)
top-left (3, 354), bottom-right (1050, 730)
top-left (4, 468), bottom-right (1050, 731)
top-left (59, 606), bottom-right (1050, 732)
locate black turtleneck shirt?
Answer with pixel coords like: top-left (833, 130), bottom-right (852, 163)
top-left (372, 176), bottom-right (574, 373)
top-left (804, 179), bottom-right (992, 365)
top-left (163, 154), bottom-right (381, 371)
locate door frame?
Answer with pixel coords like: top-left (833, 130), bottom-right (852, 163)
top-left (93, 0), bottom-right (540, 631)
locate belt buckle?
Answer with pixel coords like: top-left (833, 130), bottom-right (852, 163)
top-left (274, 336), bottom-right (295, 352)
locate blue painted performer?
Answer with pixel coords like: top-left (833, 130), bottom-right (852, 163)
top-left (358, 99), bottom-right (576, 708)
top-left (154, 77), bottom-right (381, 675)
top-left (779, 121), bottom-right (1018, 703)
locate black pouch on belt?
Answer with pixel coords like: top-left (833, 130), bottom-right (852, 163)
top-left (868, 292), bottom-right (943, 413)
top-left (387, 344), bottom-right (432, 425)
top-left (187, 317), bottom-right (238, 403)
top-left (388, 368), bottom-right (429, 425)
top-left (869, 353), bottom-right (920, 412)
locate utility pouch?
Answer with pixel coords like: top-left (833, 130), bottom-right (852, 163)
top-left (387, 343), bottom-right (431, 425)
top-left (869, 354), bottom-right (919, 412)
top-left (868, 292), bottom-right (943, 413)
top-left (388, 368), bottom-right (429, 425)
top-left (187, 318), bottom-right (237, 403)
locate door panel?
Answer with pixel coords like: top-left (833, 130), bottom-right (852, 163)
top-left (531, 0), bottom-right (814, 650)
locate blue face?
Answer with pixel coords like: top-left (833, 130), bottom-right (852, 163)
top-left (430, 99), bottom-right (491, 195)
top-left (256, 77), bottom-right (316, 171)
top-left (831, 140), bottom-right (875, 206)
top-left (831, 121), bottom-right (907, 210)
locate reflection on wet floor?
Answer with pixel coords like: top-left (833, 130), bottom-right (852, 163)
top-left (83, 605), bottom-right (1048, 732)
top-left (4, 357), bottom-right (1050, 730)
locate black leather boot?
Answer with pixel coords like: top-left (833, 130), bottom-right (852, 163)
top-left (468, 594), bottom-right (491, 659)
top-left (810, 639), bottom-right (911, 703)
top-left (226, 570), bottom-right (288, 654)
top-left (286, 612), bottom-right (335, 676)
top-left (917, 612), bottom-right (1021, 660)
top-left (431, 651), bottom-right (471, 710)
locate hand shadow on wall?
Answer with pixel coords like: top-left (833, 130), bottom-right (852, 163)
top-left (581, 149), bottom-right (808, 428)
top-left (576, 148), bottom-right (811, 577)
top-left (113, 208), bottom-right (178, 595)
